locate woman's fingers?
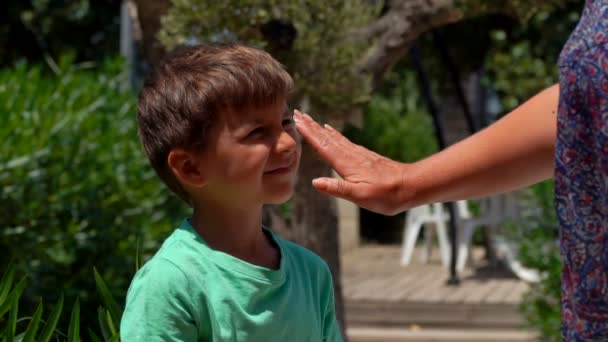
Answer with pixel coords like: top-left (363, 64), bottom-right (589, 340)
top-left (294, 109), bottom-right (412, 215)
top-left (294, 110), bottom-right (350, 171)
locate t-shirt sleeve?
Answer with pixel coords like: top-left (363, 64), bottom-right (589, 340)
top-left (320, 264), bottom-right (344, 342)
top-left (120, 259), bottom-right (199, 342)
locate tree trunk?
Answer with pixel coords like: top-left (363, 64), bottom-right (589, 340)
top-left (132, 0), bottom-right (169, 66)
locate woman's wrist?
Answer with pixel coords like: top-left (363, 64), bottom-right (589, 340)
top-left (401, 157), bottom-right (453, 209)
top-left (391, 162), bottom-right (422, 213)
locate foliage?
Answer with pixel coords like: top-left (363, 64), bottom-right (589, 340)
top-left (506, 182), bottom-right (561, 341)
top-left (460, 0), bottom-right (575, 21)
top-left (484, 4), bottom-right (581, 111)
top-left (0, 263), bottom-right (122, 341)
top-left (0, 56), bottom-right (185, 331)
top-left (1, 0), bottom-right (121, 68)
top-left (158, 0), bottom-right (380, 116)
top-left (344, 70), bottom-right (438, 163)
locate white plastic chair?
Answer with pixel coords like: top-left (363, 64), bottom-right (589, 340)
top-left (401, 203), bottom-right (451, 268)
top-left (493, 236), bottom-right (542, 283)
top-left (453, 196), bottom-right (501, 271)
top-left (401, 194), bottom-right (541, 283)
top-left (455, 194), bottom-right (522, 272)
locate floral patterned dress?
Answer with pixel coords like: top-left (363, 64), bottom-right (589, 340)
top-left (555, 0), bottom-right (608, 340)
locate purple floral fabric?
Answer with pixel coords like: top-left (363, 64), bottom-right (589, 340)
top-left (556, 0), bottom-right (608, 340)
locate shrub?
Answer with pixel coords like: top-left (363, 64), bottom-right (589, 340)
top-left (344, 70), bottom-right (438, 164)
top-left (0, 262), bottom-right (122, 341)
top-left (0, 56), bottom-right (186, 330)
top-left (506, 181), bottom-right (561, 341)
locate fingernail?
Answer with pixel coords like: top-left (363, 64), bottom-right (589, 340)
top-left (293, 111), bottom-right (300, 123)
top-left (324, 124), bottom-right (336, 131)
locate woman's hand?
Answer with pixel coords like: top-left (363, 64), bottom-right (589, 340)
top-left (294, 110), bottom-right (414, 215)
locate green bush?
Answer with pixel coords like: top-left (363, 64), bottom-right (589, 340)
top-left (0, 56), bottom-right (186, 331)
top-left (344, 70), bottom-right (438, 163)
top-left (484, 6), bottom-right (580, 112)
top-left (0, 262), bottom-right (122, 341)
top-left (506, 182), bottom-right (561, 341)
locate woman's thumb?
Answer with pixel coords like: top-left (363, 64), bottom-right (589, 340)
top-left (312, 177), bottom-right (353, 199)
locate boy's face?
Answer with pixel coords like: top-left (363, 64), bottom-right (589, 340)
top-left (196, 100), bottom-right (301, 206)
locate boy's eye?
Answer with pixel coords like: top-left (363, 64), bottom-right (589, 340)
top-left (282, 117), bottom-right (294, 127)
top-left (247, 127), bottom-right (265, 138)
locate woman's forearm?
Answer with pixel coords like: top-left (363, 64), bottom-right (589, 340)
top-left (407, 84), bottom-right (559, 207)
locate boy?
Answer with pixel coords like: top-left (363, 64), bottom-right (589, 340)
top-left (120, 43), bottom-right (343, 341)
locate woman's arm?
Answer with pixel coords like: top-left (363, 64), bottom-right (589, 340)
top-left (410, 83), bottom-right (558, 206)
top-left (294, 84), bottom-right (559, 215)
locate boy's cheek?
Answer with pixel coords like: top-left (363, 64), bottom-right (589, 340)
top-left (291, 128), bottom-right (302, 144)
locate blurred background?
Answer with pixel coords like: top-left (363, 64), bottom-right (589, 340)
top-left (0, 0), bottom-right (582, 341)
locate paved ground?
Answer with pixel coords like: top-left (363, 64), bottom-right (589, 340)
top-left (342, 245), bottom-right (535, 341)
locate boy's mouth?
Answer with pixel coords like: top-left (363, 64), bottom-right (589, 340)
top-left (265, 159), bottom-right (297, 175)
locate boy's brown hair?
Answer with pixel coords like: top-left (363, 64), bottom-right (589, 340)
top-left (137, 43), bottom-right (293, 202)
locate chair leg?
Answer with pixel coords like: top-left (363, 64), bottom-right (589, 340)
top-left (401, 220), bottom-right (423, 266)
top-left (456, 223), bottom-right (475, 272)
top-left (421, 223), bottom-right (435, 263)
top-left (484, 225), bottom-right (498, 267)
top-left (435, 219), bottom-right (450, 269)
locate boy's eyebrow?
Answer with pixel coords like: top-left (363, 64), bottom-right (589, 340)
top-left (235, 108), bottom-right (291, 134)
top-left (240, 107), bottom-right (291, 127)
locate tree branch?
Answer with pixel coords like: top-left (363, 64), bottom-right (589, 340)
top-left (360, 0), bottom-right (525, 87)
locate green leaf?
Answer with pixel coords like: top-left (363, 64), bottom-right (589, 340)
top-left (135, 236), bottom-right (141, 272)
top-left (107, 334), bottom-right (120, 342)
top-left (0, 262), bottom-right (15, 306)
top-left (38, 294), bottom-right (63, 342)
top-left (0, 277), bottom-right (27, 319)
top-left (87, 328), bottom-right (103, 342)
top-left (97, 307), bottom-right (110, 341)
top-left (22, 302), bottom-right (43, 342)
top-left (93, 268), bottom-right (122, 328)
top-left (6, 293), bottom-right (19, 342)
top-left (105, 309), bottom-right (117, 336)
top-left (67, 298), bottom-right (80, 342)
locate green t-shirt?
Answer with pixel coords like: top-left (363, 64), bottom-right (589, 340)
top-left (120, 219), bottom-right (342, 341)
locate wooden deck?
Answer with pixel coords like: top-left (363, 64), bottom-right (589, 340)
top-left (341, 245), bottom-right (531, 331)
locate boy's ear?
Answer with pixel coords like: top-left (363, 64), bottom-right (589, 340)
top-left (167, 149), bottom-right (208, 187)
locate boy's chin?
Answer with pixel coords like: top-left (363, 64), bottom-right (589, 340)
top-left (264, 189), bottom-right (294, 204)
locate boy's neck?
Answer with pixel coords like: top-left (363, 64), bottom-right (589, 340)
top-left (190, 203), bottom-right (280, 270)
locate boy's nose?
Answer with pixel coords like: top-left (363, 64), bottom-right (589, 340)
top-left (276, 131), bottom-right (298, 154)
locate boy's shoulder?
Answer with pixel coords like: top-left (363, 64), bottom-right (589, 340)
top-left (132, 234), bottom-right (191, 282)
top-left (133, 222), bottom-right (203, 281)
top-left (148, 226), bottom-right (195, 262)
